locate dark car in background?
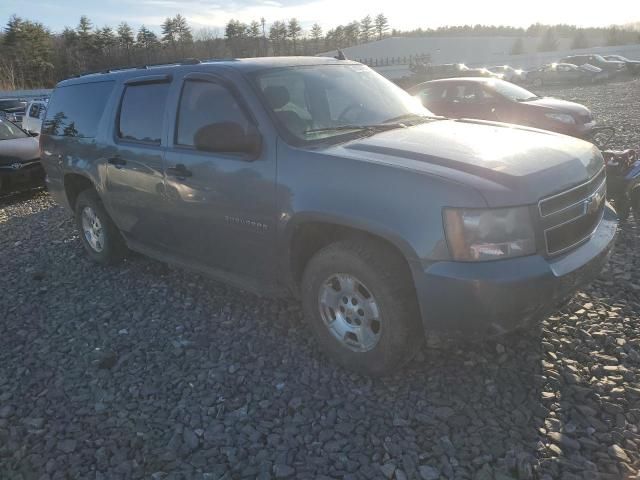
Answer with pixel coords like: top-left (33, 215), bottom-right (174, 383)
top-left (559, 54), bottom-right (625, 76)
top-left (0, 98), bottom-right (27, 127)
top-left (408, 77), bottom-right (596, 139)
top-left (526, 63), bottom-right (602, 86)
top-left (603, 54), bottom-right (640, 75)
top-left (487, 65), bottom-right (527, 84)
top-left (40, 58), bottom-right (616, 375)
top-left (414, 63), bottom-right (500, 81)
top-left (0, 117), bottom-right (43, 193)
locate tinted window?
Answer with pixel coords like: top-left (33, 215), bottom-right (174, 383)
top-left (42, 82), bottom-right (114, 137)
top-left (0, 99), bottom-right (25, 110)
top-left (176, 81), bottom-right (249, 147)
top-left (118, 83), bottom-right (169, 144)
top-left (29, 103), bottom-right (43, 118)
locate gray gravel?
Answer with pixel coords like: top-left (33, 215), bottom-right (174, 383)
top-left (1, 79), bottom-right (640, 479)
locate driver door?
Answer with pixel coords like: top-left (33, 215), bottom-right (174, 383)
top-left (162, 73), bottom-right (278, 283)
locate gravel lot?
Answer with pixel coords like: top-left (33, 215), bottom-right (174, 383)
top-left (1, 79), bottom-right (640, 480)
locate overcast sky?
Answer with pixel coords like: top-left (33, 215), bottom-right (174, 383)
top-left (1, 0), bottom-right (637, 34)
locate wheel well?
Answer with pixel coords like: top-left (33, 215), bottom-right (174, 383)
top-left (289, 222), bottom-right (413, 290)
top-left (64, 174), bottom-right (94, 210)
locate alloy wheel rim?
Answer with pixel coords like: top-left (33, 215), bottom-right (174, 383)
top-left (318, 273), bottom-right (382, 352)
top-left (81, 206), bottom-right (105, 253)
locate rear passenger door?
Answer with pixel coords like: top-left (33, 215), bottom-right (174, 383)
top-left (105, 76), bottom-right (170, 248)
top-left (162, 72), bottom-right (277, 284)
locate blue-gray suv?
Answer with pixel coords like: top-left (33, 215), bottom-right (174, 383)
top-left (40, 57), bottom-right (617, 375)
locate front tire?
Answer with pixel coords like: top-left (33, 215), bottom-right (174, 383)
top-left (74, 189), bottom-right (127, 264)
top-left (301, 239), bottom-right (423, 376)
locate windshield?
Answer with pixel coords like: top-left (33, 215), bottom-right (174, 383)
top-left (0, 118), bottom-right (28, 140)
top-left (484, 79), bottom-right (538, 102)
top-left (253, 64), bottom-right (432, 143)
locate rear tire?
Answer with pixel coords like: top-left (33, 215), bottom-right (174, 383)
top-left (74, 188), bottom-right (127, 264)
top-left (301, 239), bottom-right (424, 376)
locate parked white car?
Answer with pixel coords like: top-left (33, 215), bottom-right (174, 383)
top-left (22, 99), bottom-right (48, 134)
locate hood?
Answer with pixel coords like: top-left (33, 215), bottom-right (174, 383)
top-left (521, 96), bottom-right (591, 116)
top-left (0, 136), bottom-right (40, 164)
top-left (325, 119), bottom-right (602, 207)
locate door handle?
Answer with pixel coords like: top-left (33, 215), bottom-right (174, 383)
top-left (108, 156), bottom-right (127, 167)
top-left (167, 164), bottom-right (192, 178)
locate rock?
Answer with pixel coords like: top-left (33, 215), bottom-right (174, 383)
top-left (607, 444), bottom-right (630, 463)
top-left (434, 406), bottom-right (455, 420)
top-left (548, 432), bottom-right (581, 450)
top-left (58, 439), bottom-right (77, 453)
top-left (419, 465), bottom-right (440, 480)
top-left (380, 463), bottom-right (396, 479)
top-left (0, 405), bottom-right (15, 419)
top-left (183, 428), bottom-right (199, 451)
top-left (97, 351), bottom-right (118, 369)
top-left (273, 464), bottom-right (295, 478)
top-left (475, 463), bottom-right (493, 480)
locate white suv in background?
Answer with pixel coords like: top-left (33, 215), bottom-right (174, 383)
top-left (22, 99), bottom-right (48, 134)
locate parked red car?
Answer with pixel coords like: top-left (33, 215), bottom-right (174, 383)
top-left (408, 77), bottom-right (595, 139)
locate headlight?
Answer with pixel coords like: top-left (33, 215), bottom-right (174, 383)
top-left (544, 113), bottom-right (575, 124)
top-left (443, 207), bottom-right (536, 261)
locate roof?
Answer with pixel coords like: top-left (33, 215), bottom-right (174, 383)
top-left (57, 56), bottom-right (359, 87)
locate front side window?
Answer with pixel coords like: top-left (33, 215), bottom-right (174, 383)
top-left (118, 82), bottom-right (169, 144)
top-left (175, 80), bottom-right (250, 147)
top-left (253, 64), bottom-right (431, 143)
top-left (29, 104), bottom-right (41, 118)
top-left (42, 81), bottom-right (114, 137)
top-left (0, 118), bottom-right (28, 140)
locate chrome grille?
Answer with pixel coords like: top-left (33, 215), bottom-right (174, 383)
top-left (538, 167), bottom-right (606, 256)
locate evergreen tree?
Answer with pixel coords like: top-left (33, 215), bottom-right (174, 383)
top-left (310, 23), bottom-right (323, 51)
top-left (288, 18), bottom-right (302, 54)
top-left (571, 30), bottom-right (589, 49)
top-left (510, 37), bottom-right (525, 55)
top-left (137, 26), bottom-right (159, 62)
top-left (360, 15), bottom-right (373, 43)
top-left (537, 28), bottom-right (558, 52)
top-left (117, 22), bottom-right (134, 61)
top-left (374, 13), bottom-right (389, 40)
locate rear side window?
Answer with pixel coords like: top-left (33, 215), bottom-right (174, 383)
top-left (42, 81), bottom-right (114, 137)
top-left (118, 83), bottom-right (169, 144)
top-left (175, 81), bottom-right (250, 147)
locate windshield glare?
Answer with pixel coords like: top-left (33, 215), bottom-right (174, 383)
top-left (0, 118), bottom-right (27, 140)
top-left (254, 65), bottom-right (432, 142)
top-left (484, 79), bottom-right (538, 101)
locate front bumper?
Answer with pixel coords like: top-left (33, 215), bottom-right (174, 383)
top-left (412, 204), bottom-right (617, 337)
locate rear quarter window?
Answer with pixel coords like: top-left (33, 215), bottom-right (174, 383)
top-left (42, 81), bottom-right (114, 137)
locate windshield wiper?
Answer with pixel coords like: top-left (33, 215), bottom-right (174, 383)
top-left (305, 123), bottom-right (407, 135)
top-left (516, 96), bottom-right (540, 102)
top-left (383, 113), bottom-right (434, 124)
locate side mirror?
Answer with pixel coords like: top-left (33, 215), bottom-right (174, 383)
top-left (193, 122), bottom-right (261, 158)
top-left (29, 131), bottom-right (39, 137)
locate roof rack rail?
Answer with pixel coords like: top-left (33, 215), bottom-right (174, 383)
top-left (74, 58), bottom-right (203, 78)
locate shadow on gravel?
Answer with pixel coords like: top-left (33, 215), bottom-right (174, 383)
top-left (0, 186), bottom-right (46, 208)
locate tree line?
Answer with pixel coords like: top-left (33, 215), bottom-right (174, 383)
top-left (1, 13), bottom-right (638, 90)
